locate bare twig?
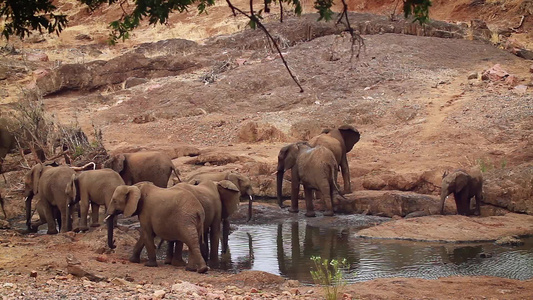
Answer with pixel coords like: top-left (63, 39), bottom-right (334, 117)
top-left (226, 0), bottom-right (304, 92)
top-left (511, 15), bottom-right (526, 32)
top-left (336, 0), bottom-right (365, 62)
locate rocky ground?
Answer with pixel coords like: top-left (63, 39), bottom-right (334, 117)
top-left (1, 0), bottom-right (533, 299)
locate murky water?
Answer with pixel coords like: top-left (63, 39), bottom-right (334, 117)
top-left (221, 220), bottom-right (533, 284)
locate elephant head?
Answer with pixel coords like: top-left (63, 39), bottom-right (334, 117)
top-left (226, 173), bottom-right (254, 221)
top-left (65, 173), bottom-right (81, 206)
top-left (217, 180), bottom-right (241, 220)
top-left (24, 164), bottom-right (44, 230)
top-left (325, 125), bottom-right (360, 153)
top-left (104, 154), bottom-right (126, 174)
top-left (105, 185), bottom-right (141, 248)
top-left (276, 142), bottom-right (309, 207)
top-left (439, 170), bottom-right (470, 214)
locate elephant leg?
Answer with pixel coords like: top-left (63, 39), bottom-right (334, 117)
top-left (221, 218), bottom-right (230, 254)
top-left (59, 202), bottom-right (70, 233)
top-left (303, 186), bottom-right (315, 217)
top-left (130, 231), bottom-right (145, 264)
top-left (90, 203), bottom-right (100, 227)
top-left (201, 229), bottom-right (209, 262)
top-left (142, 229), bottom-right (158, 267)
top-left (210, 222), bottom-right (221, 264)
top-left (42, 201), bottom-right (58, 235)
top-left (474, 191), bottom-right (482, 216)
top-left (30, 201), bottom-right (49, 232)
top-left (289, 170), bottom-right (300, 213)
top-left (322, 183), bottom-right (334, 217)
top-left (172, 241), bottom-right (186, 266)
top-left (183, 228), bottom-right (208, 273)
top-left (454, 192), bottom-right (468, 215)
top-left (340, 156), bottom-right (351, 194)
top-left (79, 198), bottom-right (90, 232)
top-left (165, 241), bottom-right (174, 264)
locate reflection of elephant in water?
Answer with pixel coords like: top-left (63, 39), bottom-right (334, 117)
top-left (24, 164), bottom-right (76, 234)
top-left (277, 142), bottom-right (339, 217)
top-left (440, 169), bottom-right (483, 216)
top-left (169, 180), bottom-right (241, 265)
top-left (106, 182), bottom-right (208, 273)
top-left (187, 171), bottom-right (254, 222)
top-left (104, 151), bottom-right (180, 188)
top-left (309, 125), bottom-right (360, 194)
top-left (65, 169), bottom-right (125, 232)
top-left (276, 222), bottom-right (352, 280)
top-left (439, 244), bottom-right (484, 265)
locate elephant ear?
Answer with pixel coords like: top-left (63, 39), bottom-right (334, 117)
top-left (123, 186), bottom-right (141, 217)
top-left (278, 144), bottom-right (298, 171)
top-left (114, 154), bottom-right (126, 173)
top-left (31, 164), bottom-right (44, 194)
top-left (453, 171), bottom-right (470, 193)
top-left (338, 125), bottom-right (360, 153)
top-left (218, 180), bottom-right (241, 219)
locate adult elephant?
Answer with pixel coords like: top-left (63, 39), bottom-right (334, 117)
top-left (105, 182), bottom-right (208, 273)
top-left (308, 125), bottom-right (360, 195)
top-left (103, 151), bottom-right (180, 188)
top-left (169, 179), bottom-right (241, 266)
top-left (440, 169), bottom-right (483, 216)
top-left (24, 164), bottom-right (76, 234)
top-left (0, 124), bottom-right (15, 174)
top-left (187, 171), bottom-right (253, 222)
top-left (276, 142), bottom-right (339, 217)
top-left (65, 169), bottom-right (125, 232)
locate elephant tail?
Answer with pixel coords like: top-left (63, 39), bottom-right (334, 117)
top-left (330, 165), bottom-right (346, 200)
top-left (172, 166), bottom-right (181, 183)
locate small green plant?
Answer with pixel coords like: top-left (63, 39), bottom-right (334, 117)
top-left (476, 157), bottom-right (494, 173)
top-left (310, 256), bottom-right (349, 300)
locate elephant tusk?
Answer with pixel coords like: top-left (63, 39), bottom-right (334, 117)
top-left (104, 215), bottom-right (111, 222)
top-left (249, 195), bottom-right (253, 202)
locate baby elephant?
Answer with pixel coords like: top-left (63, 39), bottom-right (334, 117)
top-left (276, 142), bottom-right (340, 217)
top-left (106, 182), bottom-right (208, 273)
top-left (440, 169), bottom-right (483, 216)
top-left (65, 169), bottom-right (125, 232)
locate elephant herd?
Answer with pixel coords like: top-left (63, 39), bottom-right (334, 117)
top-left (22, 151), bottom-right (253, 273)
top-left (16, 124), bottom-right (483, 273)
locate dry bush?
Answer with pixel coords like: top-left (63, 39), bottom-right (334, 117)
top-left (6, 91), bottom-right (107, 167)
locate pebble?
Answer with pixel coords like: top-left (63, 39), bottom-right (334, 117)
top-left (30, 270), bottom-right (38, 278)
top-left (153, 289), bottom-right (166, 298)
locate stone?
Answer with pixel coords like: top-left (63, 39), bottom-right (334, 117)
top-left (495, 236), bottom-right (524, 246)
top-left (26, 52), bottom-right (49, 62)
top-left (467, 72), bottom-right (478, 80)
top-left (504, 75), bottom-right (519, 86)
top-left (290, 288), bottom-right (300, 295)
top-left (96, 254), bottom-right (108, 262)
top-left (153, 290), bottom-right (166, 299)
top-left (75, 34), bottom-right (92, 41)
top-left (0, 219), bottom-right (10, 229)
top-left (250, 287), bottom-right (259, 293)
top-left (285, 279), bottom-right (299, 287)
top-left (516, 49), bottom-right (533, 60)
top-left (30, 270), bottom-right (38, 278)
top-left (123, 77), bottom-right (149, 89)
top-left (111, 277), bottom-right (133, 286)
top-left (481, 64), bottom-right (509, 81)
top-left (513, 85), bottom-right (528, 95)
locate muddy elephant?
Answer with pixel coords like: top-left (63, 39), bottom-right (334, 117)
top-left (187, 171), bottom-right (253, 222)
top-left (24, 164), bottom-right (76, 234)
top-left (106, 182), bottom-right (208, 273)
top-left (169, 179), bottom-right (241, 266)
top-left (276, 142), bottom-right (339, 217)
top-left (440, 169), bottom-right (483, 216)
top-left (103, 151), bottom-right (180, 188)
top-left (309, 125), bottom-right (360, 195)
top-left (0, 124), bottom-right (15, 174)
top-left (65, 168), bottom-right (125, 232)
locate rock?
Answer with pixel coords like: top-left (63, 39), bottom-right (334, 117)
top-left (285, 279), bottom-right (299, 287)
top-left (335, 190), bottom-right (444, 217)
top-left (123, 77), bottom-right (149, 89)
top-left (0, 219), bottom-right (10, 229)
top-left (513, 85), bottom-right (528, 95)
top-left (95, 247), bottom-right (106, 254)
top-left (479, 252), bottom-right (493, 258)
top-left (238, 122), bottom-right (288, 143)
top-left (405, 210), bottom-right (430, 218)
top-left (516, 49), bottom-right (533, 60)
top-left (153, 290), bottom-right (166, 299)
top-left (66, 255), bottom-right (105, 282)
top-left (504, 75), bottom-right (520, 86)
top-left (250, 287), bottom-right (259, 293)
top-left (30, 270), bottom-right (38, 278)
top-left (467, 72), bottom-right (478, 80)
top-left (171, 281), bottom-right (206, 295)
top-left (362, 176), bottom-right (387, 190)
top-left (26, 52), bottom-right (49, 62)
top-left (75, 34), bottom-right (92, 41)
top-left (96, 254), bottom-right (108, 262)
top-left (343, 292), bottom-right (354, 299)
top-left (290, 288), bottom-right (300, 295)
top-left (495, 236), bottom-right (524, 246)
top-left (481, 64), bottom-right (509, 81)
top-left (392, 215), bottom-right (402, 220)
top-left (111, 277), bottom-right (133, 286)
top-left (3, 282), bottom-right (14, 288)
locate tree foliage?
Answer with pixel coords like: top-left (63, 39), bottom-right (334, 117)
top-left (2, 0), bottom-right (432, 42)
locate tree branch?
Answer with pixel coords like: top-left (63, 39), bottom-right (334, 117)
top-left (226, 0), bottom-right (304, 92)
top-left (336, 0), bottom-right (364, 62)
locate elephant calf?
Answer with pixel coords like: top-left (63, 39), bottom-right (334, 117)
top-left (106, 182), bottom-right (208, 273)
top-left (440, 169), bottom-right (483, 216)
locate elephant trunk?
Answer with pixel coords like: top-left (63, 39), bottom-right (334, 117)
top-left (439, 189), bottom-right (448, 215)
top-left (276, 170), bottom-right (285, 208)
top-left (247, 194), bottom-right (253, 222)
top-left (105, 214), bottom-right (116, 249)
top-left (25, 194), bottom-right (33, 230)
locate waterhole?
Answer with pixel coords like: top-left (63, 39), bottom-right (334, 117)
top-left (221, 220), bottom-right (533, 284)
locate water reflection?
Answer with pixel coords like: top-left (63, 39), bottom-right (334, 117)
top-left (221, 220), bottom-right (533, 283)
